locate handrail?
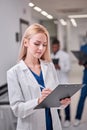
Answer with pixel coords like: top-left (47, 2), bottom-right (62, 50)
top-left (0, 83), bottom-right (8, 96)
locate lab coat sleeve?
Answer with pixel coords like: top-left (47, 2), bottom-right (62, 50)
top-left (7, 70), bottom-right (38, 119)
top-left (50, 62), bottom-right (59, 87)
top-left (59, 54), bottom-right (71, 73)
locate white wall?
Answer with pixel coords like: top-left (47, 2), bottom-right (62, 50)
top-left (57, 19), bottom-right (87, 52)
top-left (0, 0), bottom-right (38, 86)
top-left (67, 19), bottom-right (87, 51)
top-left (57, 22), bottom-right (66, 50)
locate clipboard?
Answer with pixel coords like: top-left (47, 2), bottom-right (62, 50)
top-left (71, 50), bottom-right (87, 65)
top-left (34, 84), bottom-right (83, 109)
top-left (52, 58), bottom-right (59, 64)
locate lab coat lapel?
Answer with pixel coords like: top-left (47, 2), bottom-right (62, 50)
top-left (40, 60), bottom-right (48, 83)
top-left (20, 60), bottom-right (48, 88)
top-left (25, 68), bottom-right (40, 87)
top-left (20, 60), bottom-right (40, 88)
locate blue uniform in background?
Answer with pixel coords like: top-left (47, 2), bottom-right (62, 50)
top-left (75, 43), bottom-right (87, 120)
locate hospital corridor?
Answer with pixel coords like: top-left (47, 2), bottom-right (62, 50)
top-left (0, 0), bottom-right (87, 130)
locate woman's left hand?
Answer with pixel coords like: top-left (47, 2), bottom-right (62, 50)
top-left (59, 98), bottom-right (71, 109)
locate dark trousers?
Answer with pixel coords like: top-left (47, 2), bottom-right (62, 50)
top-left (45, 108), bottom-right (53, 130)
top-left (58, 104), bottom-right (70, 121)
top-left (75, 84), bottom-right (87, 120)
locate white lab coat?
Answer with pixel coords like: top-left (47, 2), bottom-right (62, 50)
top-left (51, 50), bottom-right (71, 84)
top-left (7, 60), bottom-right (62, 130)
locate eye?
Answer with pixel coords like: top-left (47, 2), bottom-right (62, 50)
top-left (43, 44), bottom-right (47, 47)
top-left (34, 42), bottom-right (40, 46)
top-left (34, 42), bottom-right (47, 47)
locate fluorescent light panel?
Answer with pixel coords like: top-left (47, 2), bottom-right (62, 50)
top-left (68, 14), bottom-right (87, 18)
top-left (41, 11), bottom-right (48, 16)
top-left (60, 19), bottom-right (67, 26)
top-left (33, 6), bottom-right (42, 12)
top-left (28, 2), bottom-right (53, 19)
top-left (46, 15), bottom-right (53, 19)
top-left (28, 2), bottom-right (34, 7)
top-left (70, 18), bottom-right (77, 27)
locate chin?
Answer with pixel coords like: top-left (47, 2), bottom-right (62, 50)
top-left (35, 55), bottom-right (42, 59)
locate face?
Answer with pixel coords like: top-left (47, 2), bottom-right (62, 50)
top-left (52, 44), bottom-right (60, 54)
top-left (25, 33), bottom-right (47, 59)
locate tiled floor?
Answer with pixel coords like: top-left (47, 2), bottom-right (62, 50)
top-left (62, 121), bottom-right (87, 130)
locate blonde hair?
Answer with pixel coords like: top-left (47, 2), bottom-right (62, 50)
top-left (18, 23), bottom-right (51, 62)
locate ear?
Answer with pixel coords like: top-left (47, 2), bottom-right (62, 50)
top-left (24, 38), bottom-right (29, 47)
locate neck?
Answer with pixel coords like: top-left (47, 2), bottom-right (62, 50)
top-left (24, 56), bottom-right (40, 68)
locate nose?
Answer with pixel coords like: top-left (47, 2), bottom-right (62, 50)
top-left (39, 44), bottom-right (44, 50)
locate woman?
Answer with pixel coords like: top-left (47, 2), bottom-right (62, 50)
top-left (7, 23), bottom-right (70, 130)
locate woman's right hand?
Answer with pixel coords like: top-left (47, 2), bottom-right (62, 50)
top-left (38, 88), bottom-right (52, 104)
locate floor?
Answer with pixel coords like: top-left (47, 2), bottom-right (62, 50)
top-left (62, 121), bottom-right (87, 130)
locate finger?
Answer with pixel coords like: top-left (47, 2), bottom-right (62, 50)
top-left (60, 99), bottom-right (70, 105)
top-left (42, 88), bottom-right (52, 91)
top-left (41, 89), bottom-right (52, 95)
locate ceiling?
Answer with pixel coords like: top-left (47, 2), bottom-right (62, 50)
top-left (30, 0), bottom-right (87, 21)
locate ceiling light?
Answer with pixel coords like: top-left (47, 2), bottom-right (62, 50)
top-left (33, 6), bottom-right (42, 12)
top-left (41, 11), bottom-right (48, 16)
top-left (60, 19), bottom-right (67, 26)
top-left (54, 20), bottom-right (58, 24)
top-left (46, 15), bottom-right (53, 19)
top-left (28, 3), bottom-right (53, 20)
top-left (28, 2), bottom-right (34, 7)
top-left (68, 14), bottom-right (87, 18)
top-left (70, 18), bottom-right (77, 27)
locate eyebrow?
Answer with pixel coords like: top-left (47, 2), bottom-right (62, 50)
top-left (36, 40), bottom-right (47, 44)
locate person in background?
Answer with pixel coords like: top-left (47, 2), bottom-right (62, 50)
top-left (51, 38), bottom-right (71, 128)
top-left (74, 35), bottom-right (87, 126)
top-left (7, 23), bottom-right (70, 130)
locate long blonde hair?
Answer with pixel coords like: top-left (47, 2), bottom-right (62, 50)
top-left (18, 23), bottom-right (51, 62)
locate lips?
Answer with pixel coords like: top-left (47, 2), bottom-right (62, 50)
top-left (37, 52), bottom-right (42, 55)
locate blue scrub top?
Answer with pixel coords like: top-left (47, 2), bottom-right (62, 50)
top-left (80, 43), bottom-right (87, 84)
top-left (30, 69), bottom-right (53, 130)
